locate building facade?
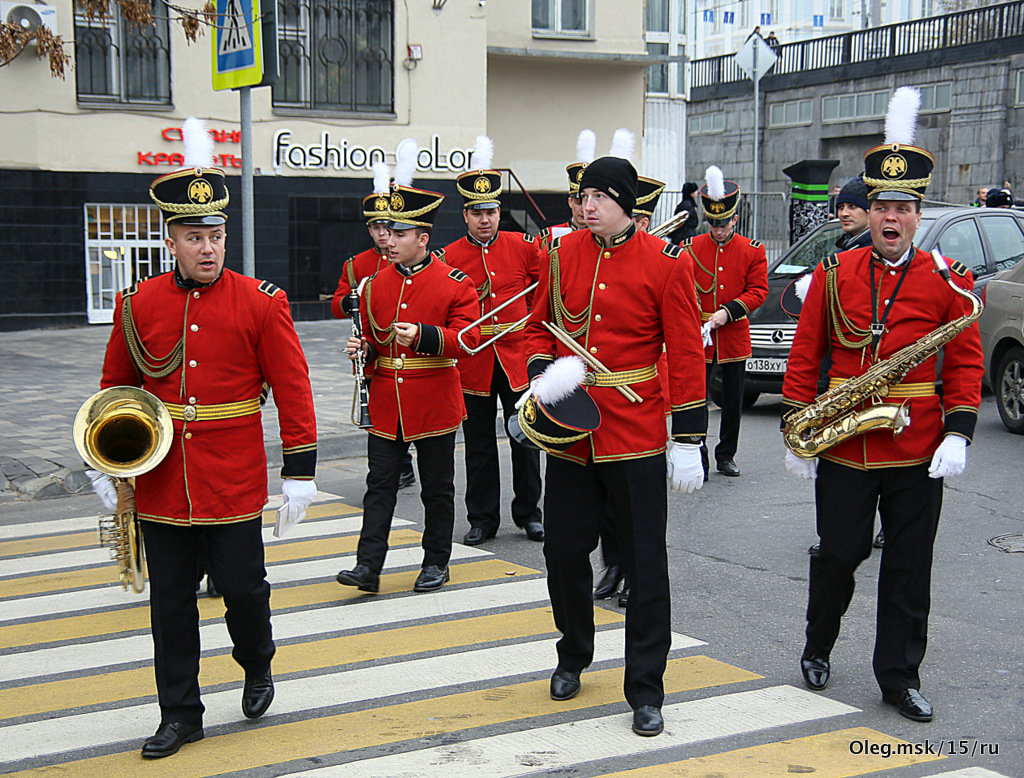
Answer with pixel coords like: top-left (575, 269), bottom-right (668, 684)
top-left (0, 0), bottom-right (648, 329)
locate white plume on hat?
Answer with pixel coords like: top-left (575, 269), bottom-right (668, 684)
top-left (394, 138), bottom-right (418, 187)
top-left (576, 129), bottom-right (596, 164)
top-left (705, 165), bottom-right (726, 201)
top-left (371, 161), bottom-right (390, 196)
top-left (794, 273), bottom-right (814, 303)
top-left (471, 135), bottom-right (494, 171)
top-left (182, 116), bottom-right (214, 169)
top-left (884, 86), bottom-right (921, 146)
top-left (534, 356), bottom-right (586, 405)
top-left (609, 128), bottom-right (634, 161)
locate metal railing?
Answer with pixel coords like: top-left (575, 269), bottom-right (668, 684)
top-left (653, 191), bottom-right (790, 260)
top-left (691, 0), bottom-right (1024, 91)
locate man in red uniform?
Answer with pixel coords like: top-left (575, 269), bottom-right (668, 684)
top-left (331, 169), bottom-right (416, 489)
top-left (535, 131), bottom-right (593, 254)
top-left (525, 156), bottom-right (707, 737)
top-left (336, 184), bottom-right (480, 594)
top-left (93, 158), bottom-right (318, 758)
top-left (782, 109), bottom-right (983, 722)
top-left (443, 158), bottom-right (543, 545)
top-left (686, 169), bottom-right (768, 477)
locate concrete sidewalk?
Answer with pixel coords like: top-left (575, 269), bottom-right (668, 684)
top-left (0, 320), bottom-right (369, 499)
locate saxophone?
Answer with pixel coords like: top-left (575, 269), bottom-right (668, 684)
top-left (783, 250), bottom-right (983, 459)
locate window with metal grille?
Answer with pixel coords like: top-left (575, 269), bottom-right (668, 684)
top-left (274, 0), bottom-right (394, 113)
top-left (74, 7), bottom-right (170, 104)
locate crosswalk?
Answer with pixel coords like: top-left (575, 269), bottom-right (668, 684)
top-left (0, 495), bottom-right (1010, 776)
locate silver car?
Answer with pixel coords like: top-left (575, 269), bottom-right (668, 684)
top-left (978, 259), bottom-right (1024, 433)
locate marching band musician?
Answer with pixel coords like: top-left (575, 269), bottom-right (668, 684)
top-left (524, 155), bottom-right (707, 737)
top-left (336, 176), bottom-right (481, 595)
top-left (782, 88), bottom-right (983, 722)
top-left (331, 162), bottom-right (416, 491)
top-left (687, 166), bottom-right (768, 479)
top-left (442, 136), bottom-right (544, 546)
top-left (91, 119), bottom-right (318, 758)
top-left (535, 129), bottom-right (595, 254)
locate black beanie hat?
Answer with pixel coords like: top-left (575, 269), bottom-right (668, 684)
top-left (578, 156), bottom-right (637, 216)
top-left (836, 175), bottom-right (869, 211)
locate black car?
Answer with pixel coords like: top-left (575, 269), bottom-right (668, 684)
top-left (713, 206), bottom-right (1024, 407)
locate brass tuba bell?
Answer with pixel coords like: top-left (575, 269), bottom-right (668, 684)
top-left (73, 387), bottom-right (173, 592)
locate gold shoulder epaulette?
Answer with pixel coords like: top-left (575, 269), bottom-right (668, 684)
top-left (258, 280), bottom-right (282, 298)
top-left (822, 253), bottom-right (840, 272)
top-left (680, 238), bottom-right (692, 248)
top-left (662, 243), bottom-right (682, 258)
top-left (949, 260), bottom-right (968, 277)
top-left (448, 268), bottom-right (469, 282)
top-left (122, 282), bottom-right (140, 298)
top-left (433, 247), bottom-right (447, 263)
top-left (750, 239), bottom-right (763, 249)
top-left (522, 233), bottom-right (535, 244)
top-left (537, 227), bottom-right (551, 239)
top-left (550, 236), bottom-right (562, 250)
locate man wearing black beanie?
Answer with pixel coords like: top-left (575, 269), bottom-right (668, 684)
top-left (524, 155), bottom-right (708, 737)
top-left (834, 176), bottom-right (872, 250)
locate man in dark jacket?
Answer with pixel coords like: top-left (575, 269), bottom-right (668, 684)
top-left (834, 176), bottom-right (873, 251)
top-left (667, 182), bottom-right (700, 245)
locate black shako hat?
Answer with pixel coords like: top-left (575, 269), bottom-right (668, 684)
top-left (986, 188), bottom-right (1014, 207)
top-left (149, 168), bottom-right (229, 226)
top-left (699, 180), bottom-right (741, 224)
top-left (578, 156), bottom-right (638, 216)
top-left (456, 169), bottom-right (502, 210)
top-left (863, 143), bottom-right (934, 201)
top-left (507, 387), bottom-right (601, 454)
top-left (836, 175), bottom-right (870, 211)
top-left (633, 176), bottom-right (666, 219)
top-left (388, 184), bottom-right (444, 230)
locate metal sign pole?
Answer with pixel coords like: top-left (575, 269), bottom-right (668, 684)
top-left (753, 42), bottom-right (759, 240)
top-left (240, 86), bottom-right (254, 278)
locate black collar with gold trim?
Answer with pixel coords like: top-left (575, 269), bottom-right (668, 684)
top-left (395, 254), bottom-right (433, 276)
top-left (174, 266), bottom-right (224, 290)
top-left (591, 221), bottom-right (637, 249)
top-left (713, 231), bottom-right (736, 247)
top-left (467, 232), bottom-right (498, 248)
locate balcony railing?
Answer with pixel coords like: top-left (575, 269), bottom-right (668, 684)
top-left (690, 0), bottom-right (1024, 92)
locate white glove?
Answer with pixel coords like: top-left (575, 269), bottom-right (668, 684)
top-left (667, 442), bottom-right (704, 493)
top-left (276, 479), bottom-right (317, 537)
top-left (701, 321), bottom-right (714, 348)
top-left (928, 435), bottom-right (967, 479)
top-left (784, 450), bottom-right (818, 480)
top-left (86, 469), bottom-right (118, 511)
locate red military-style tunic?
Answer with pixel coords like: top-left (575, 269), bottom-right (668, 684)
top-left (782, 246), bottom-right (983, 469)
top-left (443, 231), bottom-right (539, 395)
top-left (687, 232), bottom-right (769, 362)
top-left (101, 269), bottom-right (318, 525)
top-left (526, 224), bottom-right (707, 464)
top-left (331, 247), bottom-right (389, 319)
top-left (360, 255), bottom-right (481, 441)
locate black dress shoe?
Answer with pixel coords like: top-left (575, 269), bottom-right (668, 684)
top-left (800, 655), bottom-right (831, 690)
top-left (413, 564), bottom-right (450, 592)
top-left (242, 670), bottom-right (275, 718)
top-left (873, 530), bottom-right (885, 549)
top-left (523, 521), bottom-right (545, 542)
top-left (632, 705), bottom-right (664, 736)
top-left (593, 565), bottom-right (623, 600)
top-left (884, 688), bottom-right (933, 722)
top-left (463, 527), bottom-right (495, 546)
top-left (549, 668), bottom-right (581, 701)
top-left (206, 576), bottom-right (220, 598)
top-left (141, 721), bottom-right (204, 759)
top-left (808, 543), bottom-right (821, 556)
top-left (617, 580), bottom-right (630, 608)
top-left (398, 468), bottom-right (416, 489)
top-left (336, 564), bottom-right (380, 593)
top-left (716, 458), bottom-right (741, 477)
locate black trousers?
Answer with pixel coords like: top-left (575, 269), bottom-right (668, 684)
top-left (806, 459), bottom-right (943, 694)
top-left (462, 359), bottom-right (542, 533)
top-left (141, 517), bottom-right (274, 726)
top-left (358, 429), bottom-right (456, 572)
top-left (544, 454), bottom-right (671, 708)
top-left (703, 359), bottom-right (745, 464)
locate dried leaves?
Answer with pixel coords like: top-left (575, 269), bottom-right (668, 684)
top-left (0, 22), bottom-right (69, 78)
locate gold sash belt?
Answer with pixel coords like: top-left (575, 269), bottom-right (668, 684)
top-left (479, 321), bottom-right (526, 337)
top-left (165, 397), bottom-right (261, 422)
top-left (585, 363), bottom-right (658, 387)
top-left (828, 378), bottom-right (937, 398)
top-left (377, 356), bottom-right (456, 370)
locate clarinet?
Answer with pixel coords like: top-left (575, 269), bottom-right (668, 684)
top-left (347, 289), bottom-right (373, 429)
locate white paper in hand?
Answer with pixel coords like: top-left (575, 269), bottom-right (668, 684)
top-left (274, 501), bottom-right (300, 538)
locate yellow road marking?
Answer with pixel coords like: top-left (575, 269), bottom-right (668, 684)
top-left (1, 603), bottom-right (617, 719)
top-left (5, 657), bottom-right (758, 776)
top-left (0, 551), bottom-right (526, 650)
top-left (597, 726), bottom-right (944, 776)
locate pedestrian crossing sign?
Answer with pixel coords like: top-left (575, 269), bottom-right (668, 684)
top-left (212, 0), bottom-right (264, 90)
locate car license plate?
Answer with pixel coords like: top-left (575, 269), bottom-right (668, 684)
top-left (746, 357), bottom-right (788, 374)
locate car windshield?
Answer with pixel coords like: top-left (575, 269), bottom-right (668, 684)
top-left (771, 222), bottom-right (844, 277)
top-left (916, 217), bottom-right (936, 243)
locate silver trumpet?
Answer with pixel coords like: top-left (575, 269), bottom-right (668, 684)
top-left (347, 282), bottom-right (373, 429)
top-left (456, 281), bottom-right (538, 355)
